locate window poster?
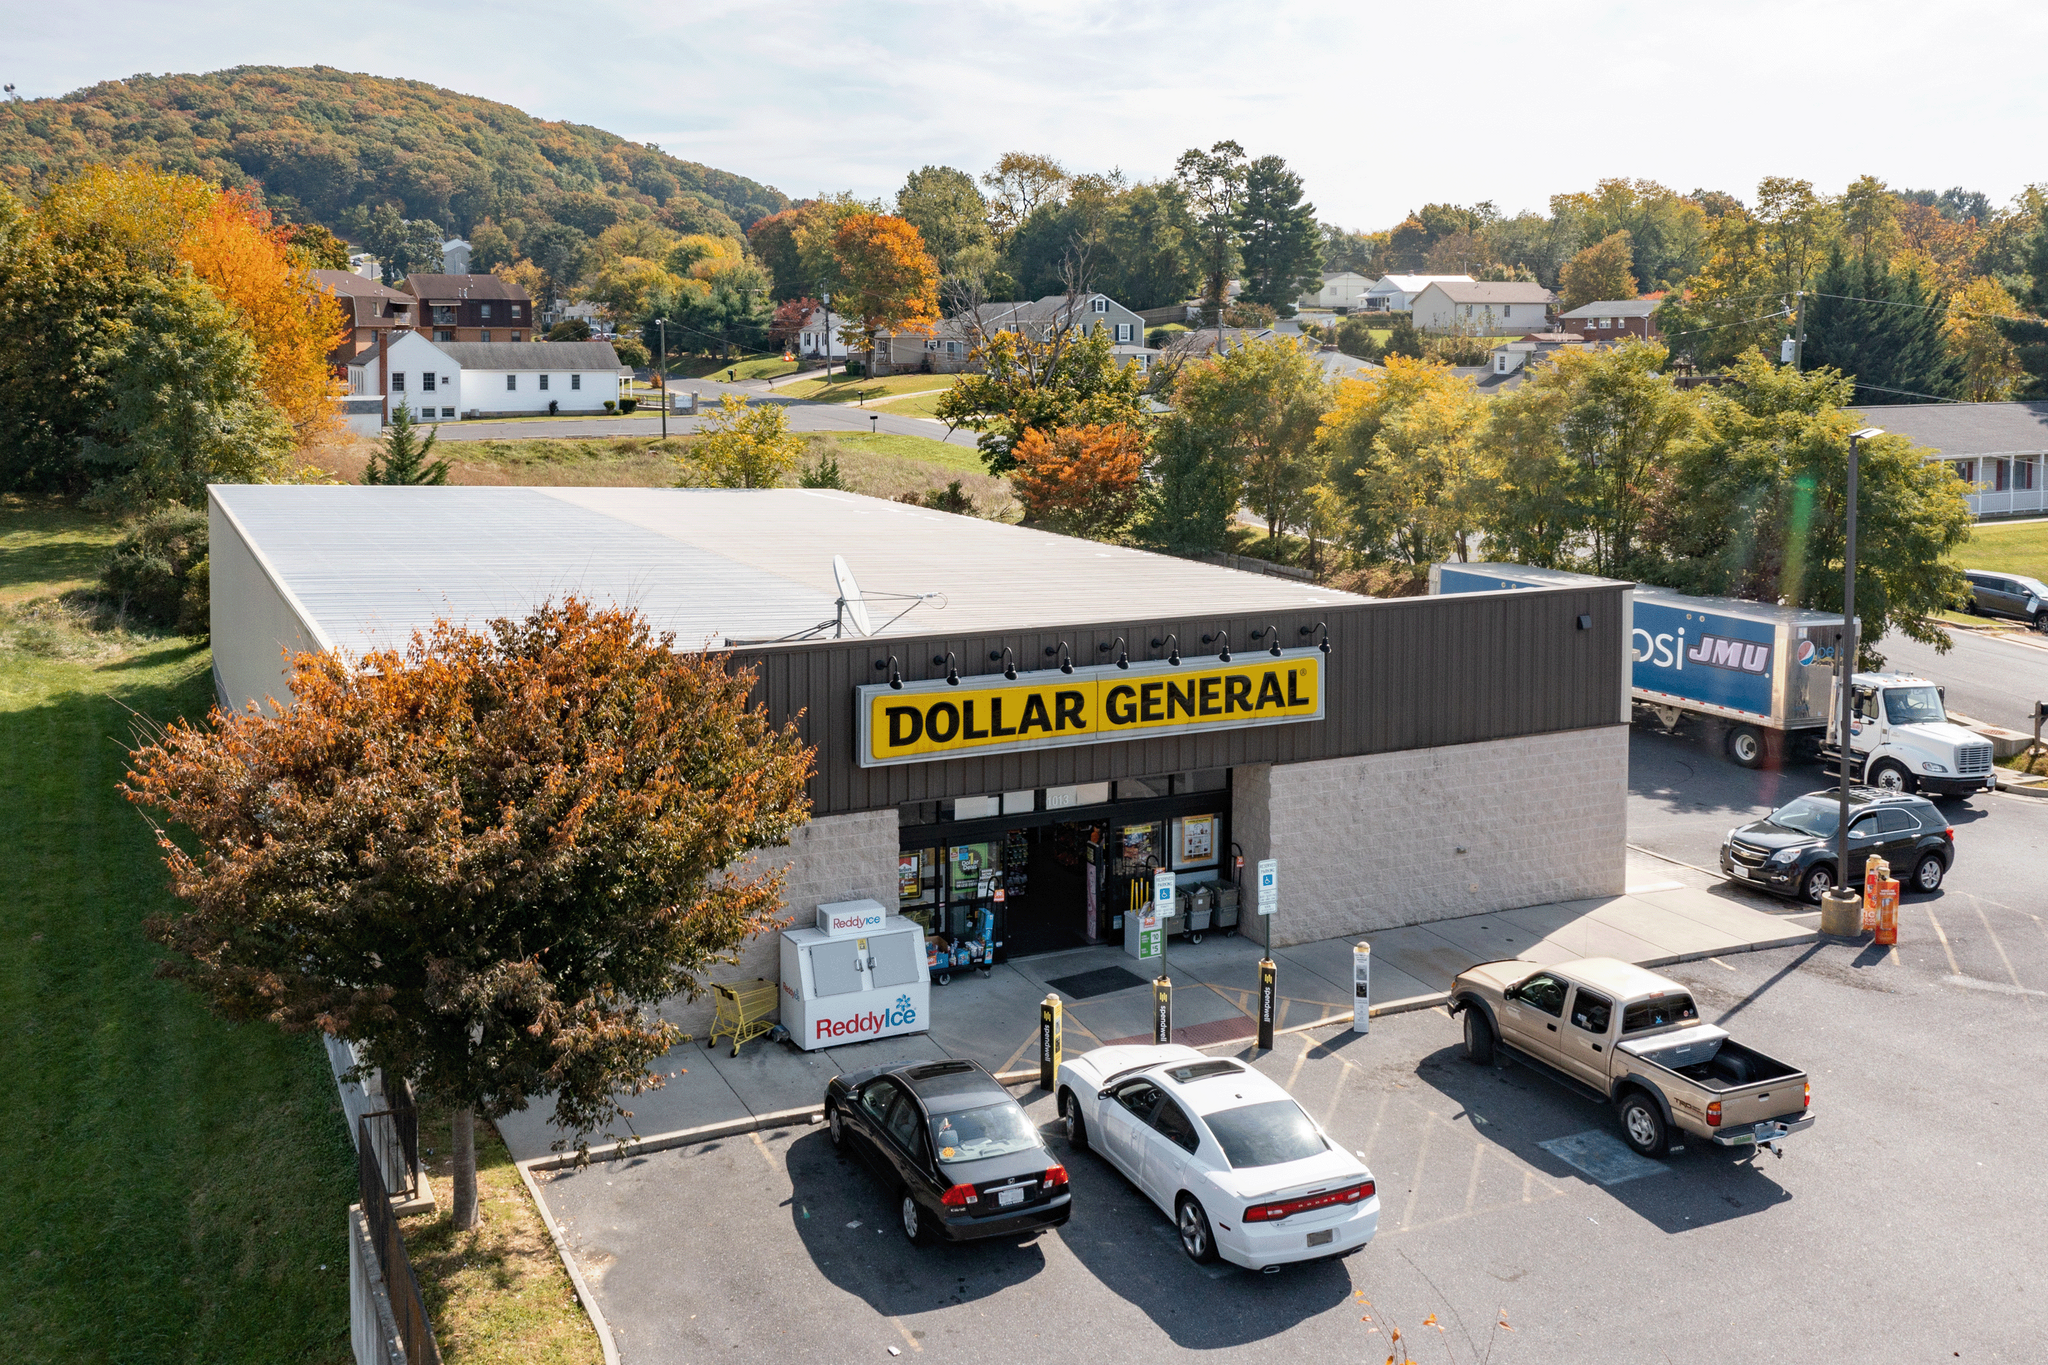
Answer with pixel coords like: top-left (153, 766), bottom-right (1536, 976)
top-left (1121, 823), bottom-right (1157, 863)
top-left (1177, 814), bottom-right (1216, 865)
top-left (899, 853), bottom-right (921, 898)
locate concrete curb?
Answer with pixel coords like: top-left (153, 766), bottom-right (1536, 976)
top-left (513, 1155), bottom-right (620, 1365)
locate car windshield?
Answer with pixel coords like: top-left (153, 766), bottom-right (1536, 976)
top-left (1769, 795), bottom-right (1841, 838)
top-left (929, 1103), bottom-right (1038, 1163)
top-left (1203, 1099), bottom-right (1327, 1169)
top-left (1883, 686), bottom-right (1947, 726)
top-left (2015, 576), bottom-right (2048, 599)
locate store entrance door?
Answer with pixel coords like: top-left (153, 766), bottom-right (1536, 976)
top-left (1007, 823), bottom-right (1098, 958)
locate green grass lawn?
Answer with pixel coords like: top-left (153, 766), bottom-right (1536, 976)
top-left (0, 500), bottom-right (358, 1364)
top-left (1962, 519), bottom-right (2048, 581)
top-left (777, 372), bottom-right (960, 404)
top-left (663, 355), bottom-right (800, 382)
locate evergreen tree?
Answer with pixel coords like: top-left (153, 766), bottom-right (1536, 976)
top-left (1995, 216), bottom-right (2048, 398)
top-left (1236, 156), bottom-right (1322, 313)
top-left (1381, 315), bottom-right (1425, 360)
top-left (363, 401), bottom-right (451, 485)
top-left (1801, 246), bottom-right (1964, 404)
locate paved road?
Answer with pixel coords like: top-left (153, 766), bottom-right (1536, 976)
top-left (1876, 625), bottom-right (2047, 733)
top-left (527, 732), bottom-right (2048, 1362)
top-left (425, 376), bottom-right (981, 449)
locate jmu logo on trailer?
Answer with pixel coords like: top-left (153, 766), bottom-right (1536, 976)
top-left (1686, 633), bottom-right (1771, 675)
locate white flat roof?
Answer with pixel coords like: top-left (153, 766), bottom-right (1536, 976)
top-left (211, 486), bottom-right (1365, 657)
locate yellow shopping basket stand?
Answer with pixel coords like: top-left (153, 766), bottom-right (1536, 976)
top-left (709, 978), bottom-right (780, 1057)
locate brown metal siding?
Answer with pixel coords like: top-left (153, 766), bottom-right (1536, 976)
top-left (731, 583), bottom-right (1627, 816)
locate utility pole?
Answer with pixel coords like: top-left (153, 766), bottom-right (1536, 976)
top-left (1792, 289), bottom-right (1807, 372)
top-left (1820, 427), bottom-right (1884, 936)
top-left (656, 318), bottom-right (667, 440)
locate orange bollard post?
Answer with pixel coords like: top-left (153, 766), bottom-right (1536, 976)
top-left (1873, 878), bottom-right (1900, 946)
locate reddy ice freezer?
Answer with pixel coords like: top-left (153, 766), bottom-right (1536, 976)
top-left (779, 898), bottom-right (931, 1052)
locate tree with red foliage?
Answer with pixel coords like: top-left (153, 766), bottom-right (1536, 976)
top-left (124, 599), bottom-right (814, 1227)
top-left (1009, 423), bottom-right (1148, 540)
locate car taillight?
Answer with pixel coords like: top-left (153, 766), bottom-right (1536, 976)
top-left (1945, 827), bottom-right (1954, 841)
top-left (1043, 1164), bottom-right (1068, 1189)
top-left (1803, 1081), bottom-right (1811, 1110)
top-left (1706, 1100), bottom-right (1722, 1128)
top-left (1243, 1180), bottom-right (1375, 1223)
top-left (939, 1183), bottom-right (978, 1207)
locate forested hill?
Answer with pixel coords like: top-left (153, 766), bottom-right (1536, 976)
top-left (0, 65), bottom-right (787, 239)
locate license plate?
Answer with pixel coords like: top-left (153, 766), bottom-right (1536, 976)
top-left (1731, 865), bottom-right (1755, 880)
top-left (997, 1187), bottom-right (1025, 1207)
top-left (1306, 1228), bottom-right (1334, 1247)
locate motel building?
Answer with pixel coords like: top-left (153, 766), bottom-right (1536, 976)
top-left (208, 485), bottom-right (1630, 1042)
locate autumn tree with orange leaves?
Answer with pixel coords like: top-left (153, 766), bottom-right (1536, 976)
top-left (830, 212), bottom-right (940, 361)
top-left (1010, 423), bottom-right (1148, 540)
top-left (0, 164), bottom-right (344, 505)
top-left (124, 599), bottom-right (815, 1228)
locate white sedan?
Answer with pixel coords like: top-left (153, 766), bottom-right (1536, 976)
top-left (1054, 1043), bottom-right (1378, 1271)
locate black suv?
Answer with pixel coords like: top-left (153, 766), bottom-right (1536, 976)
top-left (825, 1058), bottom-right (1071, 1246)
top-left (1720, 787), bottom-right (1954, 904)
top-left (1962, 568), bottom-right (2048, 631)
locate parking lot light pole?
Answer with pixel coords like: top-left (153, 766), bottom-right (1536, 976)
top-left (1821, 427), bottom-right (1885, 937)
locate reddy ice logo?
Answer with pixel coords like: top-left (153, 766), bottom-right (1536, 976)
top-left (814, 995), bottom-right (919, 1041)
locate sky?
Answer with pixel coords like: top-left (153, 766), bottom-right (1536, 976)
top-left (9, 0), bottom-right (2047, 228)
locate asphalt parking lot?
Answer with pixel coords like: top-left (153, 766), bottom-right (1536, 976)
top-left (530, 731), bottom-right (2048, 1362)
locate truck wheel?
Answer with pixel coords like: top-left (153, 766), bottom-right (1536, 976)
top-left (1618, 1093), bottom-right (1667, 1158)
top-left (1869, 760), bottom-right (1912, 793)
top-left (1800, 865), bottom-right (1834, 904)
top-left (1912, 853), bottom-right (1945, 893)
top-left (1725, 725), bottom-right (1766, 769)
top-left (1462, 1007), bottom-right (1496, 1064)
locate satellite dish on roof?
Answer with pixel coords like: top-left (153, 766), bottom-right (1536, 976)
top-left (833, 555), bottom-right (873, 637)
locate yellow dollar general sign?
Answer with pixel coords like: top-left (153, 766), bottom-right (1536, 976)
top-left (856, 649), bottom-right (1325, 767)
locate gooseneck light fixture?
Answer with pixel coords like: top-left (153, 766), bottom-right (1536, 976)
top-left (875, 656), bottom-right (903, 689)
top-left (1098, 637), bottom-right (1131, 669)
top-left (932, 652), bottom-right (960, 685)
top-left (1249, 624), bottom-right (1283, 656)
top-left (1149, 633), bottom-right (1181, 666)
top-left (1201, 629), bottom-right (1232, 663)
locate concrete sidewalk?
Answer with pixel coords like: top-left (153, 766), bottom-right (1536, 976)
top-left (495, 857), bottom-right (1813, 1167)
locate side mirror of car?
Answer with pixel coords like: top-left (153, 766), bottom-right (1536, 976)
top-left (1097, 1088), bottom-right (1115, 1101)
top-left (1501, 985), bottom-right (1519, 1002)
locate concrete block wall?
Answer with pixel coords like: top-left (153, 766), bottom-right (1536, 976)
top-left (1234, 726), bottom-right (1628, 946)
top-left (660, 807), bottom-right (900, 1037)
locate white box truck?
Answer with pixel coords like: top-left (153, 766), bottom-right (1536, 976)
top-left (1431, 564), bottom-right (1991, 795)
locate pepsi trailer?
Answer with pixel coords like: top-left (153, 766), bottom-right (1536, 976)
top-left (1431, 563), bottom-right (1848, 769)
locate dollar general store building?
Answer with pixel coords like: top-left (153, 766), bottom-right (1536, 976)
top-left (209, 485), bottom-right (1630, 1032)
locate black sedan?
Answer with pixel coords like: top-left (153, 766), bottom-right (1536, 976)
top-left (824, 1058), bottom-right (1071, 1245)
top-left (1720, 787), bottom-right (1954, 903)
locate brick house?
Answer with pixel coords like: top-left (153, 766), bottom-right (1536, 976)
top-left (398, 274), bottom-right (535, 343)
top-left (1557, 298), bottom-right (1661, 340)
top-left (312, 270), bottom-right (416, 365)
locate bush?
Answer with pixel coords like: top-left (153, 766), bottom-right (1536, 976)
top-left (896, 481), bottom-right (976, 515)
top-left (604, 399), bottom-right (617, 413)
top-left (613, 336), bottom-right (650, 368)
top-left (547, 318), bottom-right (592, 341)
top-left (100, 507), bottom-right (209, 633)
top-left (1425, 335), bottom-right (1494, 366)
top-left (1220, 300), bottom-right (1277, 329)
top-left (798, 444), bottom-right (846, 489)
top-left (1334, 315), bottom-right (1382, 361)
top-left (620, 398), bottom-right (638, 414)
top-left (1146, 324), bottom-right (1188, 348)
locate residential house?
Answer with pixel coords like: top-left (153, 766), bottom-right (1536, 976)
top-left (346, 333), bottom-right (622, 423)
top-left (398, 274), bottom-right (534, 343)
top-left (868, 292), bottom-right (1148, 376)
top-left (1848, 401), bottom-right (2048, 520)
top-left (1409, 281), bottom-right (1555, 334)
top-left (312, 270), bottom-right (416, 365)
top-left (793, 304), bottom-right (853, 360)
top-left (1298, 271), bottom-right (1374, 312)
top-left (440, 238), bottom-right (472, 275)
top-left (1488, 332), bottom-right (1591, 377)
top-left (1557, 298), bottom-right (1660, 339)
top-left (1361, 273), bottom-right (1472, 312)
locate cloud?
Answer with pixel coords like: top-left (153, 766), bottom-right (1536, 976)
top-left (11, 0), bottom-right (2047, 227)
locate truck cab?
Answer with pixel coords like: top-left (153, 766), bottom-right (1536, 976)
top-left (1823, 672), bottom-right (1995, 798)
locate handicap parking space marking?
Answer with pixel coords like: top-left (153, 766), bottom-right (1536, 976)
top-left (1537, 1129), bottom-right (1670, 1187)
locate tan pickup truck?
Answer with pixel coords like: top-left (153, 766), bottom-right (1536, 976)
top-left (1447, 957), bottom-right (1813, 1158)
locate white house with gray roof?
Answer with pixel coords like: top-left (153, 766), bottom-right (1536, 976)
top-left (1850, 401), bottom-right (2048, 519)
top-left (1410, 280), bottom-right (1556, 334)
top-left (1361, 273), bottom-right (1472, 312)
top-left (870, 292), bottom-right (1148, 375)
top-left (345, 332), bottom-right (623, 423)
